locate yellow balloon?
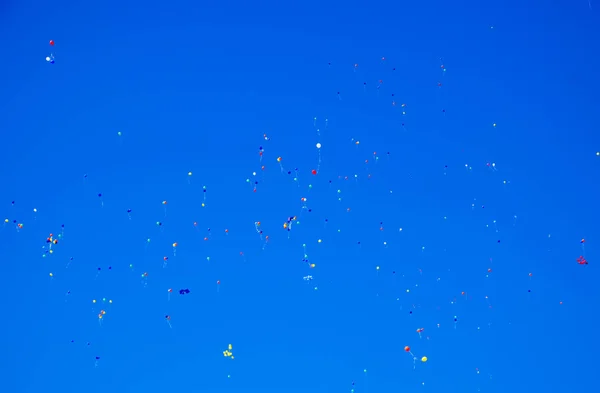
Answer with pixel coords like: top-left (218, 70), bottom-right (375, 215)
top-left (421, 356), bottom-right (428, 362)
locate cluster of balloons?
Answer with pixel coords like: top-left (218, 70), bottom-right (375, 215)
top-left (46, 40), bottom-right (55, 64)
top-left (223, 344), bottom-right (234, 359)
top-left (404, 346), bottom-right (428, 363)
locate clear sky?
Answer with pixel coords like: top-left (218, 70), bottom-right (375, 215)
top-left (1, 0), bottom-right (599, 392)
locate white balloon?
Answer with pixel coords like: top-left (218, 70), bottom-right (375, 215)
top-left (45, 57), bottom-right (51, 62)
top-left (316, 143), bottom-right (321, 149)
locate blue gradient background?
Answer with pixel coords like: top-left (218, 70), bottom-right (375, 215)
top-left (1, 1), bottom-right (599, 392)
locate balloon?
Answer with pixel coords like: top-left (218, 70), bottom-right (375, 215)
top-left (49, 40), bottom-right (55, 46)
top-left (421, 356), bottom-right (428, 362)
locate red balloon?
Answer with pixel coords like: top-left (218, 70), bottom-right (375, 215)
top-left (311, 169), bottom-right (317, 175)
top-left (49, 40), bottom-right (55, 46)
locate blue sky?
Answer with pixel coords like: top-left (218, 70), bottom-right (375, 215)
top-left (1, 0), bottom-right (599, 392)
